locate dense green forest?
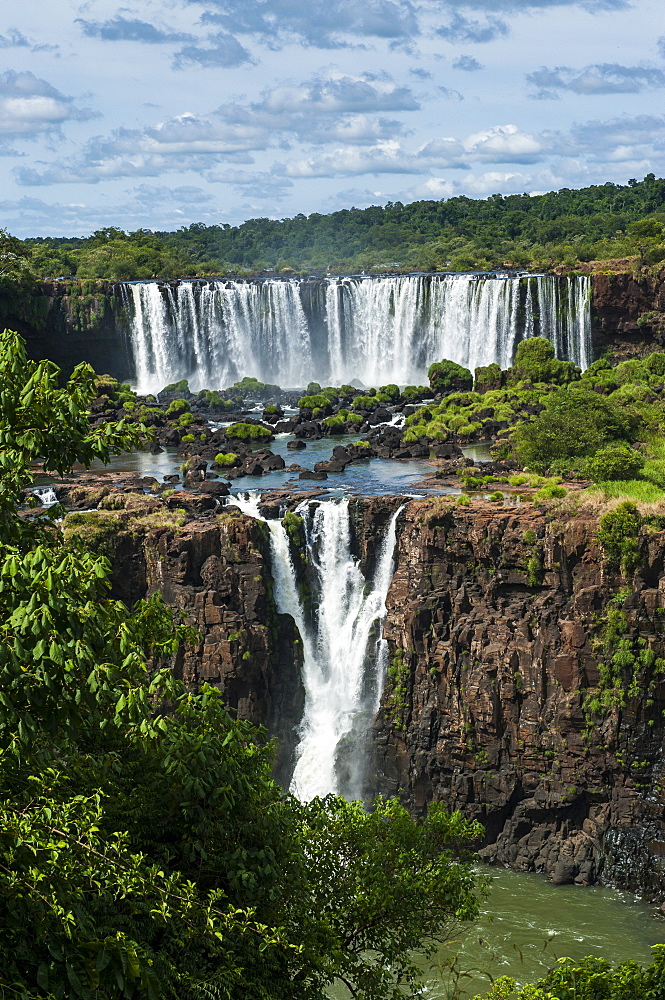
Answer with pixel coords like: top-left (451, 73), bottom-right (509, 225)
top-left (12, 173), bottom-right (665, 280)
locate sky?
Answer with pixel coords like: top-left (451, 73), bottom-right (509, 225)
top-left (1, 0), bottom-right (664, 237)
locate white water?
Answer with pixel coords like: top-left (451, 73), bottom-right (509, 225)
top-left (229, 492), bottom-right (402, 801)
top-left (33, 487), bottom-right (58, 507)
top-left (121, 273), bottom-right (592, 394)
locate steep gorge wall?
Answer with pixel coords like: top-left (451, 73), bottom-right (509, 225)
top-left (18, 280), bottom-right (135, 382)
top-left (99, 504), bottom-right (305, 785)
top-left (592, 270), bottom-right (665, 358)
top-left (375, 499), bottom-right (665, 899)
top-left (96, 494), bottom-right (665, 898)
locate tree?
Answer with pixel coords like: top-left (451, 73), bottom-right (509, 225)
top-left (513, 384), bottom-right (635, 473)
top-left (0, 328), bottom-right (484, 999)
top-left (512, 337), bottom-right (578, 385)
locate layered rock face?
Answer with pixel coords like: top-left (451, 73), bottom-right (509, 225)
top-left (98, 504), bottom-right (304, 785)
top-left (592, 271), bottom-right (665, 358)
top-left (374, 499), bottom-right (665, 899)
top-left (72, 490), bottom-right (665, 897)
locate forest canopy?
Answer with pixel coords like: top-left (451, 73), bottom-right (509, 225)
top-left (15, 173), bottom-right (665, 280)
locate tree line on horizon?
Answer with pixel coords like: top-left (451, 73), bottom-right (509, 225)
top-left (6, 173), bottom-right (665, 282)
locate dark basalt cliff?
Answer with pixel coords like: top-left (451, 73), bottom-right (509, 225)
top-left (592, 271), bottom-right (665, 358)
top-left (18, 280), bottom-right (136, 383)
top-left (97, 503), bottom-right (305, 785)
top-left (93, 492), bottom-right (665, 899)
top-left (374, 499), bottom-right (665, 899)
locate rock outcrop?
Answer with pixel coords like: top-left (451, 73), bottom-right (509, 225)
top-left (68, 500), bottom-right (305, 785)
top-left (592, 271), bottom-right (665, 359)
top-left (61, 486), bottom-right (665, 899)
top-left (373, 497), bottom-right (665, 900)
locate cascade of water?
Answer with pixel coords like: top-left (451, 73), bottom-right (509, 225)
top-left (228, 492), bottom-right (402, 801)
top-left (290, 500), bottom-right (402, 801)
top-left (122, 274), bottom-right (593, 394)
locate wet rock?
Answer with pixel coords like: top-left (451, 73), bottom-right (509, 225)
top-left (165, 491), bottom-right (218, 513)
top-left (314, 459), bottom-right (348, 473)
top-left (287, 439), bottom-right (306, 450)
top-left (294, 420), bottom-right (322, 440)
top-left (299, 470), bottom-right (328, 480)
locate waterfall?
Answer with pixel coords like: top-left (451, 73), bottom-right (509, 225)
top-left (230, 493), bottom-right (402, 801)
top-left (121, 273), bottom-right (592, 394)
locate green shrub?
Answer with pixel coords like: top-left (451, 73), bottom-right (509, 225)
top-left (347, 413), bottom-right (364, 426)
top-left (378, 383), bottom-right (400, 401)
top-left (597, 501), bottom-right (642, 573)
top-left (162, 379), bottom-right (189, 393)
top-left (177, 411), bottom-right (195, 426)
top-left (512, 336), bottom-right (578, 384)
top-left (181, 433), bottom-right (195, 443)
top-left (471, 948), bottom-right (665, 1000)
top-left (297, 394), bottom-right (330, 410)
top-left (306, 381), bottom-right (322, 395)
top-left (352, 395), bottom-right (377, 412)
top-left (428, 359), bottom-right (473, 394)
top-left (474, 363), bottom-right (503, 393)
top-left (323, 415), bottom-right (345, 433)
top-left (514, 385), bottom-right (636, 473)
top-left (533, 484), bottom-right (567, 502)
top-left (166, 398), bottom-right (189, 416)
top-left (214, 452), bottom-right (238, 466)
top-left (585, 444), bottom-right (645, 482)
top-left (225, 422), bottom-right (272, 440)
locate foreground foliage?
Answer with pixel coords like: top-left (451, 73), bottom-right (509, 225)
top-left (0, 329), bottom-right (484, 999)
top-left (472, 948), bottom-right (665, 999)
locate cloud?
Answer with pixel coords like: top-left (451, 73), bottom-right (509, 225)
top-left (0, 190), bottom-right (233, 237)
top-left (132, 183), bottom-right (211, 206)
top-left (198, 0), bottom-right (419, 49)
top-left (558, 113), bottom-right (665, 160)
top-left (76, 15), bottom-right (194, 44)
top-left (282, 141), bottom-right (425, 178)
top-left (206, 169), bottom-right (294, 199)
top-left (172, 32), bottom-right (254, 68)
top-left (436, 13), bottom-right (509, 44)
top-left (434, 0), bottom-right (629, 10)
top-left (407, 176), bottom-right (455, 199)
top-left (462, 124), bottom-right (542, 162)
top-left (438, 86), bottom-right (464, 101)
top-left (0, 28), bottom-right (29, 48)
top-left (11, 70), bottom-right (421, 185)
top-left (280, 123), bottom-right (545, 178)
top-left (453, 55), bottom-right (483, 72)
top-left (658, 36), bottom-right (665, 59)
top-left (262, 74), bottom-right (419, 115)
top-left (0, 71), bottom-right (96, 140)
top-left (527, 63), bottom-right (665, 98)
top-left (14, 112), bottom-right (268, 185)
